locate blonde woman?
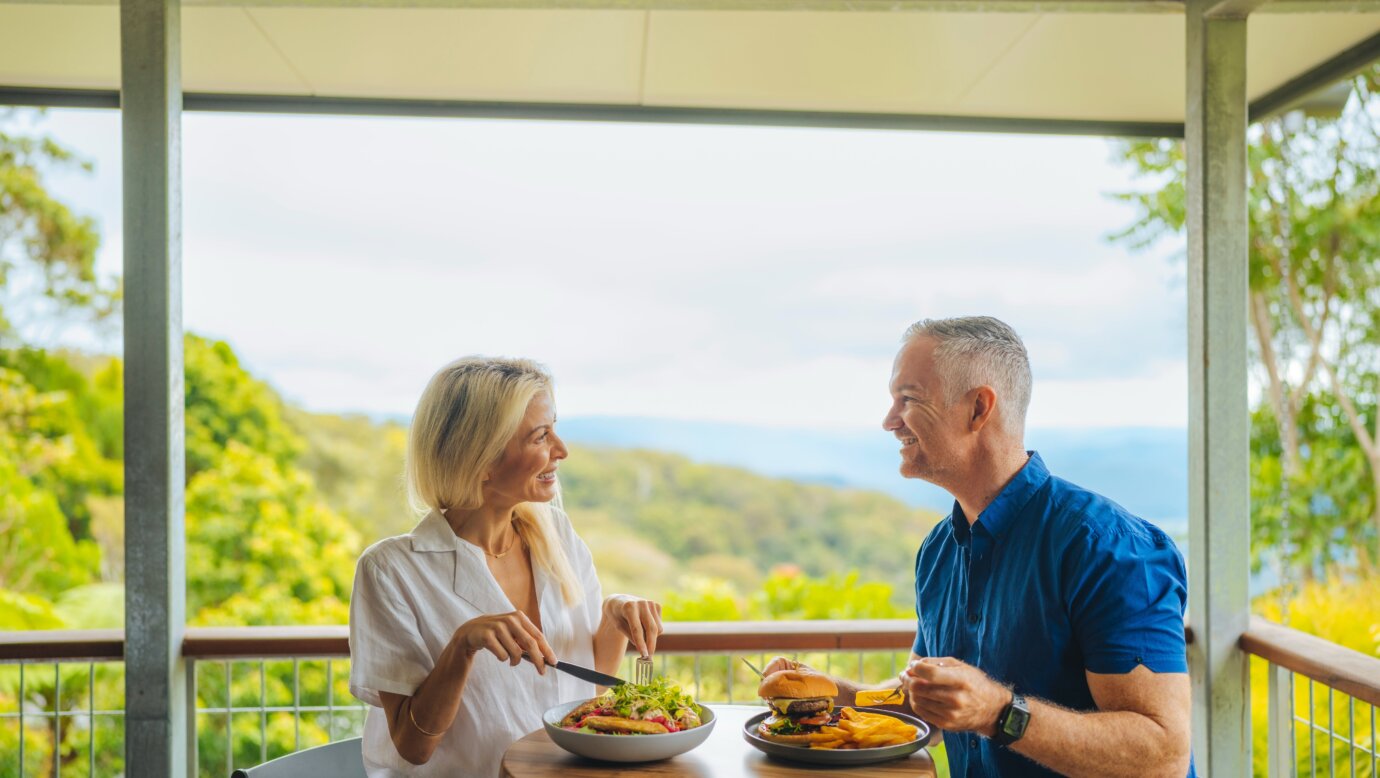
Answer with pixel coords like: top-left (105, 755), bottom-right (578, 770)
top-left (349, 357), bottom-right (663, 777)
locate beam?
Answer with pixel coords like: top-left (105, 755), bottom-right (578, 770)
top-left (1203, 0), bottom-right (1269, 18)
top-left (3, 0), bottom-right (1183, 10)
top-left (1184, 1), bottom-right (1250, 775)
top-left (1249, 32), bottom-right (1380, 121)
top-left (0, 86), bottom-right (1185, 139)
top-left (120, 0), bottom-right (186, 774)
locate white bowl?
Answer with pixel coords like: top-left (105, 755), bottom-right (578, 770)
top-left (541, 699), bottom-right (717, 763)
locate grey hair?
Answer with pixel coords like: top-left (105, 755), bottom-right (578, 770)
top-left (903, 316), bottom-right (1032, 436)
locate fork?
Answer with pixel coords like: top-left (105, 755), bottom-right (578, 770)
top-left (634, 655), bottom-right (654, 685)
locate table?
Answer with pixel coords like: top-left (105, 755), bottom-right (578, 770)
top-left (501, 704), bottom-right (937, 777)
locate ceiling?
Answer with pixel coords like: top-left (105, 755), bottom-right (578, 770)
top-left (2, 2), bottom-right (1378, 128)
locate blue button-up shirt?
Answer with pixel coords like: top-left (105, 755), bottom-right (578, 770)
top-left (913, 452), bottom-right (1192, 778)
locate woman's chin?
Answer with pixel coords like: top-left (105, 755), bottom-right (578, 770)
top-left (528, 481), bottom-right (558, 501)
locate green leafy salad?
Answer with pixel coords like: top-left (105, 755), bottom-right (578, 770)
top-left (561, 677), bottom-right (705, 734)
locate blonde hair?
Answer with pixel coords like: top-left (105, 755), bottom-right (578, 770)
top-left (406, 356), bottom-right (583, 605)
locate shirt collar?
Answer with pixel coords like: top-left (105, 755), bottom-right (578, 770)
top-left (410, 510), bottom-right (460, 552)
top-left (946, 451), bottom-right (1050, 541)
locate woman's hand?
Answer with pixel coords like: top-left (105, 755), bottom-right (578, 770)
top-left (452, 611), bottom-right (558, 673)
top-left (600, 595), bottom-right (663, 657)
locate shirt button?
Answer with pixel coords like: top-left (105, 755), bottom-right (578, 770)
top-left (970, 737), bottom-right (979, 748)
top-left (968, 613), bottom-right (980, 624)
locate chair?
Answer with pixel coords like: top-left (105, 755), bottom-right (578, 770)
top-left (230, 737), bottom-right (364, 778)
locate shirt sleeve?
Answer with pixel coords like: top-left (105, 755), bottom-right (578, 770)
top-left (912, 542), bottom-right (927, 656)
top-left (348, 556), bottom-right (434, 707)
top-left (1062, 523), bottom-right (1189, 675)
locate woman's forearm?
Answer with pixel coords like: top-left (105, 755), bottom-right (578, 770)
top-left (387, 639), bottom-right (476, 764)
top-left (592, 617), bottom-right (629, 678)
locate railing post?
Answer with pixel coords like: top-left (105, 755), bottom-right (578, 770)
top-left (1268, 662), bottom-right (1294, 778)
top-left (1185, 0), bottom-right (1251, 775)
top-left (121, 0), bottom-right (185, 771)
top-left (186, 658), bottom-right (199, 777)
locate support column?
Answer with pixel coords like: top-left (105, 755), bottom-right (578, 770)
top-left (1185, 1), bottom-right (1251, 775)
top-left (121, 0), bottom-right (186, 773)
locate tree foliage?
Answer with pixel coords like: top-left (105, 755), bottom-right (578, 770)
top-left (1111, 68), bottom-right (1380, 572)
top-left (0, 109), bottom-right (117, 347)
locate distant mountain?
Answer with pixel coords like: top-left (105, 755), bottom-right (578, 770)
top-left (557, 417), bottom-right (1187, 526)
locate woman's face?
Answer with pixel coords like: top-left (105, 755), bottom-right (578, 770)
top-left (483, 391), bottom-right (568, 507)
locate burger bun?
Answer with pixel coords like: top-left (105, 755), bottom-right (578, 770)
top-left (756, 722), bottom-right (818, 745)
top-left (757, 670), bottom-right (839, 700)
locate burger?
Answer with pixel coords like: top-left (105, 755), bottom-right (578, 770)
top-left (756, 670), bottom-right (839, 744)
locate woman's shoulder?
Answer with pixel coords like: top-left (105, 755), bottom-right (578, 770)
top-left (355, 529), bottom-right (425, 575)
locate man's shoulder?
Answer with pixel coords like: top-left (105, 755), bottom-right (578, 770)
top-left (1040, 475), bottom-right (1172, 548)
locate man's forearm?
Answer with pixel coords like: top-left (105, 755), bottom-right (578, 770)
top-left (1011, 698), bottom-right (1191, 778)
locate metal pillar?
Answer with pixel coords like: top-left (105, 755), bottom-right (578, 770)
top-left (1185, 1), bottom-right (1251, 775)
top-left (121, 0), bottom-right (186, 772)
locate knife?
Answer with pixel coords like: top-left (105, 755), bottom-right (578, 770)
top-left (524, 654), bottom-right (626, 687)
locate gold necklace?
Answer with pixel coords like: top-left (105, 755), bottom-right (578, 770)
top-left (485, 524), bottom-right (522, 559)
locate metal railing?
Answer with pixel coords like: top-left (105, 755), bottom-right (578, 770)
top-left (9, 619), bottom-right (1376, 777)
top-left (1242, 618), bottom-right (1380, 778)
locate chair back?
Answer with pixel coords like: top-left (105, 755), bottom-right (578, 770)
top-left (230, 737), bottom-right (364, 778)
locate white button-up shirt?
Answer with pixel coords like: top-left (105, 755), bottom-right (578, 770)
top-left (349, 507), bottom-right (602, 777)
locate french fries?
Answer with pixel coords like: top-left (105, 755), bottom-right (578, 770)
top-left (807, 707), bottom-right (919, 749)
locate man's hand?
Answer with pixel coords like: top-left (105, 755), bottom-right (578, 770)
top-left (901, 657), bottom-right (1011, 736)
top-left (762, 656), bottom-right (815, 676)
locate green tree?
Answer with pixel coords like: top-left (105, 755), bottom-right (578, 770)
top-left (186, 441), bottom-right (360, 625)
top-left (1111, 69), bottom-right (1380, 572)
top-left (0, 109), bottom-right (118, 347)
top-left (185, 334), bottom-right (304, 479)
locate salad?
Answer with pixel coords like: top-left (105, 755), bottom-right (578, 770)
top-left (559, 677), bottom-right (704, 735)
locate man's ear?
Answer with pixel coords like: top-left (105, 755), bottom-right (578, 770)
top-left (969, 386), bottom-right (998, 432)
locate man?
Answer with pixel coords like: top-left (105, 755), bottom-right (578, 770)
top-left (766, 316), bottom-right (1193, 778)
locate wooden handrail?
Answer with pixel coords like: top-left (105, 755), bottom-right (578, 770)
top-left (180, 620), bottom-right (921, 658)
top-left (4, 620), bottom-right (1198, 663)
top-left (184, 625), bottom-right (349, 658)
top-left (0, 629), bottom-right (124, 662)
top-left (1, 621), bottom-right (919, 662)
top-left (1240, 616), bottom-right (1380, 708)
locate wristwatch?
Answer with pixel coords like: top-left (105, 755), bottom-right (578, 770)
top-left (991, 691), bottom-right (1030, 746)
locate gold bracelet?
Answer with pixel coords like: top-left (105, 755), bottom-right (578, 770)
top-left (407, 700), bottom-right (445, 737)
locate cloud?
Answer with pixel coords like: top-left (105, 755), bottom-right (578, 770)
top-left (34, 108), bottom-right (1188, 429)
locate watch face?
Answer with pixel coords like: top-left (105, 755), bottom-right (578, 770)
top-left (1003, 705), bottom-right (1031, 737)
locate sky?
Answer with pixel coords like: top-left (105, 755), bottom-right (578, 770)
top-left (22, 107), bottom-right (1187, 432)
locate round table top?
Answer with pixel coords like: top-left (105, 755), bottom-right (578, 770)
top-left (500, 704), bottom-right (937, 778)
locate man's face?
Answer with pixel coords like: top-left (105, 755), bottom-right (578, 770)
top-left (883, 337), bottom-right (969, 484)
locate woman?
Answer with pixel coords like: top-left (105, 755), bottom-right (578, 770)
top-left (349, 357), bottom-right (663, 776)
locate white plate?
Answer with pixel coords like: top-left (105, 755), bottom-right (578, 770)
top-left (541, 699), bottom-right (717, 763)
top-left (741, 707), bottom-right (929, 766)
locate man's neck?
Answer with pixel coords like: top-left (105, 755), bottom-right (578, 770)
top-left (953, 446), bottom-right (1031, 526)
